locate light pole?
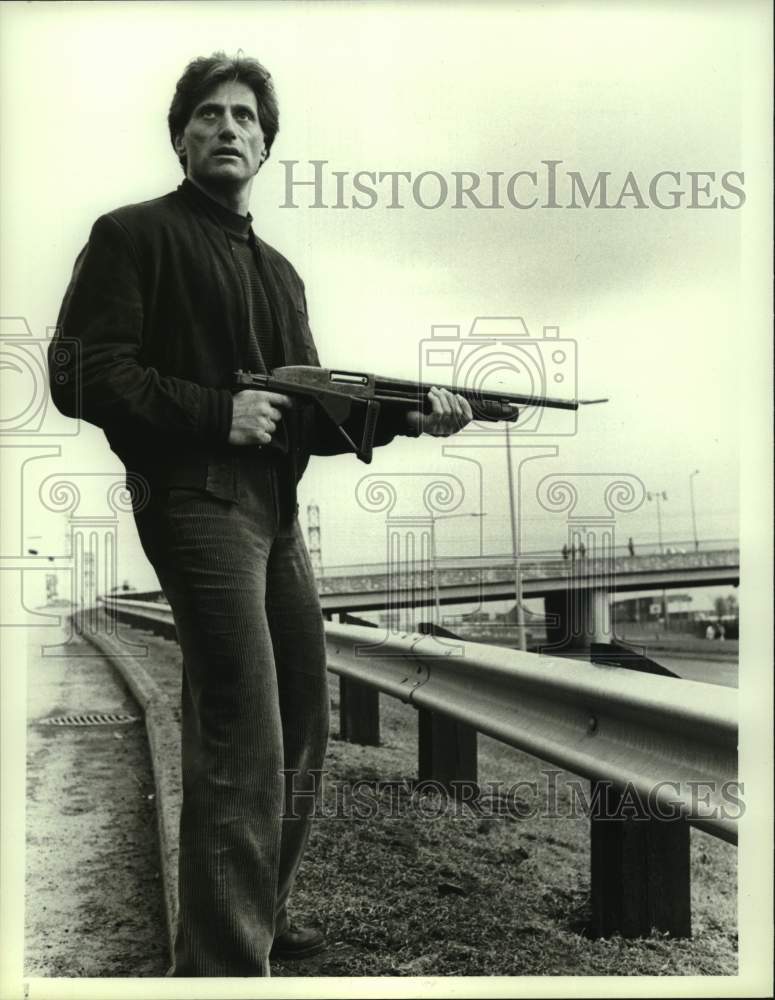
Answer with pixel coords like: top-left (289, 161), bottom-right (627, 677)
top-left (505, 422), bottom-right (527, 651)
top-left (647, 489), bottom-right (668, 554)
top-left (647, 489), bottom-right (668, 630)
top-left (689, 469), bottom-right (700, 552)
top-left (429, 515), bottom-right (441, 628)
top-left (429, 511), bottom-right (486, 632)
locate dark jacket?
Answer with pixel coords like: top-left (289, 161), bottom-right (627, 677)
top-left (50, 180), bottom-right (411, 505)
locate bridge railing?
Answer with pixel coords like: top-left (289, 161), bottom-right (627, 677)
top-left (100, 595), bottom-right (738, 939)
top-left (318, 538), bottom-right (739, 579)
top-left (315, 546), bottom-right (740, 596)
top-left (110, 542), bottom-right (739, 606)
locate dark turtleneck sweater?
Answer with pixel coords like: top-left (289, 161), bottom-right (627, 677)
top-left (185, 181), bottom-right (288, 452)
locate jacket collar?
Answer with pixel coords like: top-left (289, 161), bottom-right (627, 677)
top-left (178, 178), bottom-right (253, 238)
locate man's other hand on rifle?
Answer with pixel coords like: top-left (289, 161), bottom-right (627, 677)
top-left (405, 386), bottom-right (474, 437)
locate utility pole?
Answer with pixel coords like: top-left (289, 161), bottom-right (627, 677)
top-left (689, 469), bottom-right (700, 552)
top-left (647, 489), bottom-right (669, 630)
top-left (430, 516), bottom-right (441, 630)
top-left (505, 422), bottom-right (527, 651)
top-left (306, 503), bottom-right (323, 577)
top-left (429, 512), bottom-right (486, 634)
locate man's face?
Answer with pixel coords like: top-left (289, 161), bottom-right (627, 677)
top-left (175, 80), bottom-right (265, 189)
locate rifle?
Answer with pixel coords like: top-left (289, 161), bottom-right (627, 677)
top-left (233, 366), bottom-right (608, 464)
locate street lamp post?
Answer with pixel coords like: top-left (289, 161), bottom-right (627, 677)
top-left (647, 490), bottom-right (667, 554)
top-left (429, 511), bottom-right (486, 632)
top-left (429, 515), bottom-right (441, 628)
top-left (689, 469), bottom-right (700, 552)
top-left (647, 489), bottom-right (669, 630)
top-left (505, 422), bottom-right (527, 651)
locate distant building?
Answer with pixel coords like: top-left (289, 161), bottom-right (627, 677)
top-left (611, 594), bottom-right (694, 623)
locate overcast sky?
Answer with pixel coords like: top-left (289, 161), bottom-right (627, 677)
top-left (1, 0), bottom-right (771, 592)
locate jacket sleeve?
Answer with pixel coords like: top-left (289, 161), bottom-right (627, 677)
top-left (49, 213), bottom-right (233, 445)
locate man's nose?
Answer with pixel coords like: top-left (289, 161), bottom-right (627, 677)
top-left (218, 114), bottom-right (237, 139)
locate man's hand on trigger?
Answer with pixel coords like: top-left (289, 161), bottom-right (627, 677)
top-left (405, 386), bottom-right (474, 438)
top-left (229, 390), bottom-right (292, 446)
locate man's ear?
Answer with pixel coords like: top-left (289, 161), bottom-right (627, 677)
top-left (173, 133), bottom-right (186, 159)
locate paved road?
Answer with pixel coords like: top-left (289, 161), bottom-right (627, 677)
top-left (655, 654), bottom-right (738, 688)
top-left (25, 623), bottom-right (168, 977)
top-left (455, 629), bottom-right (739, 688)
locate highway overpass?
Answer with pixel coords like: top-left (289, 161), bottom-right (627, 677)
top-left (315, 548), bottom-right (739, 615)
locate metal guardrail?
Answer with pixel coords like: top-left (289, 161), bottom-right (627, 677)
top-left (100, 594), bottom-right (738, 937)
top-left (106, 589), bottom-right (171, 604)
top-left (103, 596), bottom-right (737, 845)
top-left (326, 623), bottom-right (738, 844)
top-left (99, 596), bottom-right (176, 635)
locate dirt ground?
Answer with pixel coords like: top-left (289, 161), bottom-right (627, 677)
top-left (25, 626), bottom-right (168, 977)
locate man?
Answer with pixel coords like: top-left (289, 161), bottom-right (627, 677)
top-left (49, 52), bottom-right (472, 977)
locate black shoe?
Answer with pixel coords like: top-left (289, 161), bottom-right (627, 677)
top-left (270, 924), bottom-right (326, 960)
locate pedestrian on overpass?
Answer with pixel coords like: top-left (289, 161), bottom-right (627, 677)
top-left (48, 51), bottom-right (473, 977)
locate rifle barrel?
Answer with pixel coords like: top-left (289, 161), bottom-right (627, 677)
top-left (373, 376), bottom-right (581, 411)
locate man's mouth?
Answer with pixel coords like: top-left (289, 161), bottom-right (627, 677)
top-left (213, 147), bottom-right (242, 158)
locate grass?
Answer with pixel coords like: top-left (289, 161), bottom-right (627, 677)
top-left (274, 682), bottom-right (737, 977)
top-left (127, 627), bottom-right (737, 978)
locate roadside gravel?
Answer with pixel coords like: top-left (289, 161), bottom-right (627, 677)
top-left (25, 626), bottom-right (167, 976)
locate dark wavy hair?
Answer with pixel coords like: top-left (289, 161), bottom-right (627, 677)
top-left (168, 52), bottom-right (279, 172)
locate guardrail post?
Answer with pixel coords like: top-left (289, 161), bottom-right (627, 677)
top-left (338, 676), bottom-right (380, 746)
top-left (418, 708), bottom-right (477, 796)
top-left (588, 643), bottom-right (691, 937)
top-left (336, 613), bottom-right (380, 746)
top-left (590, 780), bottom-right (691, 938)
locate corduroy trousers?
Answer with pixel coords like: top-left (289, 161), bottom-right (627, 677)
top-left (134, 452), bottom-right (329, 976)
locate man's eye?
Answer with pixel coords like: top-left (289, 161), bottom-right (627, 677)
top-left (201, 110), bottom-right (217, 119)
top-left (235, 111), bottom-right (252, 121)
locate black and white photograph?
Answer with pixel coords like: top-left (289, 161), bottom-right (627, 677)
top-left (0, 1), bottom-right (772, 997)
